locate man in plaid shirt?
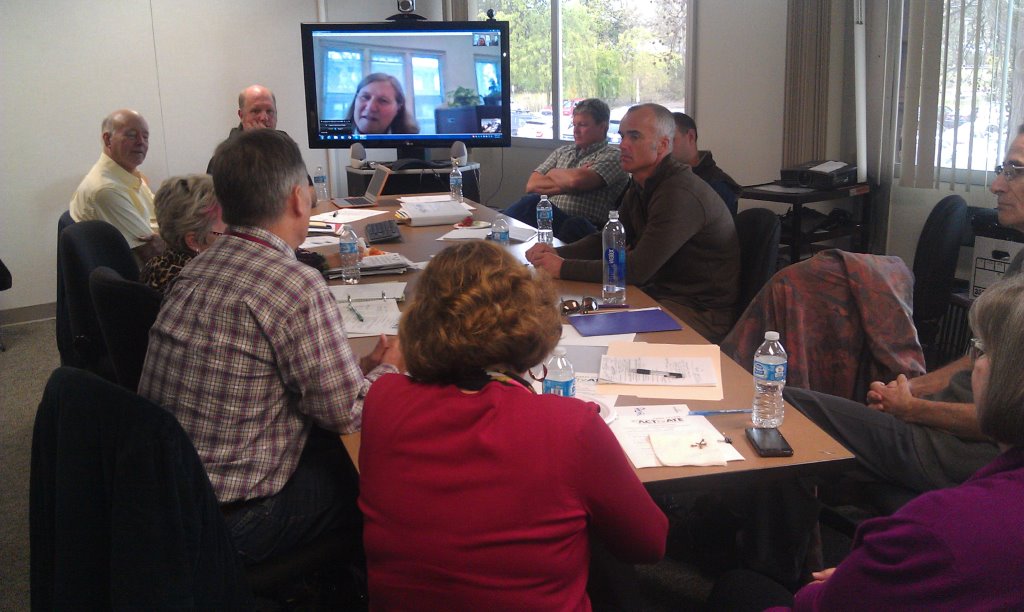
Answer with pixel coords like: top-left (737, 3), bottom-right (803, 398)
top-left (503, 98), bottom-right (629, 242)
top-left (139, 129), bottom-right (402, 564)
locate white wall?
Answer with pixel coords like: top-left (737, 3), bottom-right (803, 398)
top-left (0, 0), bottom-right (429, 316)
top-left (0, 0), bottom-right (789, 318)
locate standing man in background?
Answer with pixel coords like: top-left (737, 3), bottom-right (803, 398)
top-left (70, 108), bottom-right (164, 262)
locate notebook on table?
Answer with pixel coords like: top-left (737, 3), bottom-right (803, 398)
top-left (340, 165), bottom-right (392, 207)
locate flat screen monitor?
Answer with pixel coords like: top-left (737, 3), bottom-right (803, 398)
top-left (300, 20), bottom-right (511, 157)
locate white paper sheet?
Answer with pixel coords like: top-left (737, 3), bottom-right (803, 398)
top-left (598, 343), bottom-right (724, 400)
top-left (598, 355), bottom-right (718, 386)
top-left (438, 228), bottom-right (491, 241)
top-left (311, 208), bottom-right (390, 224)
top-left (300, 235), bottom-right (340, 249)
top-left (559, 324), bottom-right (635, 346)
top-left (608, 405), bottom-right (744, 468)
top-left (341, 298), bottom-right (401, 337)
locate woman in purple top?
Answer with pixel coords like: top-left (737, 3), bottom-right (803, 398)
top-left (714, 275), bottom-right (1024, 611)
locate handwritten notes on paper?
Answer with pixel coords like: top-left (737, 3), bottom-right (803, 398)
top-left (597, 343), bottom-right (724, 401)
top-left (598, 355), bottom-right (717, 386)
top-left (340, 298), bottom-right (401, 338)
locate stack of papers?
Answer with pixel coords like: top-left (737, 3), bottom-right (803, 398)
top-left (310, 209), bottom-right (389, 224)
top-left (396, 197), bottom-right (474, 226)
top-left (358, 252), bottom-right (413, 276)
top-left (323, 253), bottom-right (414, 278)
top-left (438, 226), bottom-right (536, 242)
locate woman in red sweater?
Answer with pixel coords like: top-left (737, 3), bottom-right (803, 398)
top-left (359, 240), bottom-right (667, 611)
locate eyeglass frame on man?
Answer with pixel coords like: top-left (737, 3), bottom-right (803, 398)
top-left (995, 162), bottom-right (1024, 181)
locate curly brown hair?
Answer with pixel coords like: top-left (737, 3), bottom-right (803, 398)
top-left (400, 240), bottom-right (562, 384)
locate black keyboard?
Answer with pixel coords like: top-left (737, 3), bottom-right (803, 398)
top-left (365, 219), bottom-right (402, 243)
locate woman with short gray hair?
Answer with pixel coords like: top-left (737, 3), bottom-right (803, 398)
top-left (140, 174), bottom-right (226, 293)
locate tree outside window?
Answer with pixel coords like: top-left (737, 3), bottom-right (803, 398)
top-left (477, 0), bottom-right (690, 142)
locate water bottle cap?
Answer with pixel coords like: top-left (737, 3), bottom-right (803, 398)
top-left (608, 210), bottom-right (619, 220)
top-left (552, 346), bottom-right (567, 356)
top-left (764, 331), bottom-right (780, 341)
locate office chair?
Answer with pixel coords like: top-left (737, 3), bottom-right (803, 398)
top-left (30, 366), bottom-right (253, 609)
top-left (56, 211), bottom-right (76, 364)
top-left (912, 195), bottom-right (969, 368)
top-left (89, 266), bottom-right (162, 392)
top-left (0, 256), bottom-right (11, 351)
top-left (733, 207), bottom-right (781, 318)
top-left (59, 220), bottom-right (139, 380)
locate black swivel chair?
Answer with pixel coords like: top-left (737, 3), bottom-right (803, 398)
top-left (59, 221), bottom-right (139, 380)
top-left (89, 266), bottom-right (162, 392)
top-left (0, 256), bottom-right (11, 351)
top-left (912, 195), bottom-right (969, 368)
top-left (56, 211), bottom-right (76, 364)
top-left (733, 207), bottom-right (782, 318)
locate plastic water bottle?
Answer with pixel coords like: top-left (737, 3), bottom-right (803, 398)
top-left (536, 195), bottom-right (553, 244)
top-left (602, 210), bottom-right (626, 304)
top-left (752, 331), bottom-right (787, 428)
top-left (492, 214), bottom-right (510, 246)
top-left (542, 346), bottom-right (575, 397)
top-left (449, 159), bottom-right (464, 203)
top-left (337, 224), bottom-right (361, 285)
top-left (314, 165), bottom-right (330, 203)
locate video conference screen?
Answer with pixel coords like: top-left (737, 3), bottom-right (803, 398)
top-left (301, 21), bottom-right (511, 150)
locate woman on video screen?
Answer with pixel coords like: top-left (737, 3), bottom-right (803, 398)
top-left (345, 73), bottom-right (420, 135)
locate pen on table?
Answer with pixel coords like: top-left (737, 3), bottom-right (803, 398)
top-left (687, 409), bottom-right (753, 416)
top-left (597, 304), bottom-right (630, 310)
top-left (346, 297), bottom-right (365, 322)
top-left (634, 368), bottom-right (683, 378)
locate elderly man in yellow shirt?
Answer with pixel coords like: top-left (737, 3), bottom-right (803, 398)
top-left (70, 108), bottom-right (164, 262)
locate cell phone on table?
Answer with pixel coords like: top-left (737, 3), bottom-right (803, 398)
top-left (745, 427), bottom-right (794, 457)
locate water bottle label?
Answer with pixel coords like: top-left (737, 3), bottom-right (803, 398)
top-left (537, 208), bottom-right (553, 221)
top-left (753, 360), bottom-right (787, 382)
top-left (543, 378), bottom-right (575, 397)
top-left (339, 242), bottom-right (359, 254)
top-left (493, 230), bottom-right (509, 243)
top-left (314, 175), bottom-right (326, 184)
top-left (604, 248), bottom-right (625, 283)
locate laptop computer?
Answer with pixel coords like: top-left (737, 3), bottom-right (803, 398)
top-left (340, 164), bottom-right (392, 207)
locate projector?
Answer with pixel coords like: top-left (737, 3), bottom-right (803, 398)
top-left (780, 161), bottom-right (857, 190)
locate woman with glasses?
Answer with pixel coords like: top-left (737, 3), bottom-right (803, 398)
top-left (711, 275), bottom-right (1024, 610)
top-left (141, 174), bottom-right (226, 293)
top-left (358, 240), bottom-right (667, 610)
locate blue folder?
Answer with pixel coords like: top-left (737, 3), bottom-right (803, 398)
top-left (567, 307), bottom-right (682, 336)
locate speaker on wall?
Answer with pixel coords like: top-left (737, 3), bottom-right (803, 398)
top-left (450, 140), bottom-right (468, 165)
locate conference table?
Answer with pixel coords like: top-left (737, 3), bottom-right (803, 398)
top-left (311, 195), bottom-right (854, 496)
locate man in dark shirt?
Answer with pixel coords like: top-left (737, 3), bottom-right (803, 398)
top-left (671, 112), bottom-right (741, 216)
top-left (527, 103), bottom-right (740, 342)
